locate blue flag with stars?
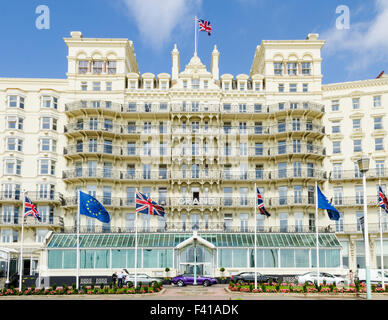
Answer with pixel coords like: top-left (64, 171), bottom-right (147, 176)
top-left (79, 191), bottom-right (110, 223)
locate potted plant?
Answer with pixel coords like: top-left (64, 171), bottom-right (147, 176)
top-left (219, 267), bottom-right (227, 283)
top-left (164, 268), bottom-right (171, 284)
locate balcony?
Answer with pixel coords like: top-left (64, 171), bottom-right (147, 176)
top-left (64, 144), bottom-right (123, 157)
top-left (329, 168), bottom-right (388, 181)
top-left (0, 215), bottom-right (64, 228)
top-left (171, 103), bottom-right (219, 113)
top-left (65, 101), bottom-right (122, 113)
top-left (0, 192), bottom-right (62, 203)
top-left (330, 195), bottom-right (379, 207)
top-left (248, 144), bottom-right (325, 158)
top-left (332, 223), bottom-right (388, 235)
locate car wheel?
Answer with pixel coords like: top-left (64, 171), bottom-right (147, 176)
top-left (177, 280), bottom-right (184, 287)
top-left (203, 280), bottom-right (210, 287)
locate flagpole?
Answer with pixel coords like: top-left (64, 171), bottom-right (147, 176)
top-left (194, 16), bottom-right (197, 56)
top-left (379, 179), bottom-right (385, 289)
top-left (315, 182), bottom-right (320, 287)
top-left (254, 183), bottom-right (257, 290)
top-left (135, 189), bottom-right (138, 289)
top-left (18, 191), bottom-right (25, 291)
top-left (76, 190), bottom-right (80, 290)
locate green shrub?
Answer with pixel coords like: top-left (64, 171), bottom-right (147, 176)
top-left (220, 267), bottom-right (225, 273)
top-left (100, 283), bottom-right (104, 290)
top-left (372, 284), bottom-right (376, 292)
top-left (52, 283), bottom-right (57, 290)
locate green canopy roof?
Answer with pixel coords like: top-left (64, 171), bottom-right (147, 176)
top-left (46, 233), bottom-right (341, 249)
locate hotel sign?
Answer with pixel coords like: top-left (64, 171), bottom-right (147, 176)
top-left (178, 198), bottom-right (216, 205)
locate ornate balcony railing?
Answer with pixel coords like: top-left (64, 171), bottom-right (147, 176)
top-left (0, 192), bottom-right (62, 202)
top-left (329, 169), bottom-right (388, 181)
top-left (0, 215), bottom-right (64, 227)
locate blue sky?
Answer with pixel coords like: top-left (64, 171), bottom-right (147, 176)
top-left (0, 0), bottom-right (387, 84)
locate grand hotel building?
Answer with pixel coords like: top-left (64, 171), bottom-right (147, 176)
top-left (1, 31), bottom-right (388, 285)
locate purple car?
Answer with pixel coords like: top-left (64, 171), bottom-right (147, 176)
top-left (172, 274), bottom-right (218, 287)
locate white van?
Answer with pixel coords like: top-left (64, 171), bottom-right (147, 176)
top-left (356, 269), bottom-right (388, 284)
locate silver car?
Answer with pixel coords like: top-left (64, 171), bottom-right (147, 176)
top-left (123, 270), bottom-right (161, 286)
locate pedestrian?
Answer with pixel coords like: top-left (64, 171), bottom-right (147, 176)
top-left (118, 270), bottom-right (124, 287)
top-left (112, 272), bottom-right (117, 287)
top-left (349, 270), bottom-right (354, 284)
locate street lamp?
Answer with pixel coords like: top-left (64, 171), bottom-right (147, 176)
top-left (193, 229), bottom-right (198, 286)
top-left (357, 156), bottom-right (372, 300)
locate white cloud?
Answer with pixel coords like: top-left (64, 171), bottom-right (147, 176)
top-left (121, 0), bottom-right (202, 49)
top-left (321, 0), bottom-right (388, 72)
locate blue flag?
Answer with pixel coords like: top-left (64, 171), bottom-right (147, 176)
top-left (79, 191), bottom-right (110, 223)
top-left (317, 185), bottom-right (340, 221)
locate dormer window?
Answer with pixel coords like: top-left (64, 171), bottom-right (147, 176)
top-left (192, 79), bottom-right (200, 89)
top-left (204, 80), bottom-right (208, 89)
top-left (92, 60), bottom-right (103, 74)
top-left (107, 61), bottom-right (116, 74)
top-left (183, 80), bottom-right (188, 89)
top-left (287, 63), bottom-right (297, 75)
top-left (254, 82), bottom-right (260, 91)
top-left (302, 62), bottom-right (311, 75)
top-left (274, 63), bottom-right (283, 75)
top-left (145, 81), bottom-right (152, 90)
top-left (239, 82), bottom-right (245, 91)
top-left (161, 81), bottom-right (168, 90)
top-left (224, 82), bottom-right (230, 91)
top-left (42, 96), bottom-right (58, 109)
top-left (78, 60), bottom-right (89, 74)
top-left (130, 81), bottom-right (137, 90)
top-left (8, 95), bottom-right (24, 109)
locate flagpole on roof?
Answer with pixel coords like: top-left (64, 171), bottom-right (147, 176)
top-left (315, 181), bottom-right (320, 287)
top-left (379, 179), bottom-right (385, 289)
top-left (194, 16), bottom-right (197, 56)
top-left (254, 183), bottom-right (257, 290)
top-left (18, 190), bottom-right (25, 291)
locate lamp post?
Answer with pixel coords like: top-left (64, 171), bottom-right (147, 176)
top-left (193, 230), bottom-right (198, 286)
top-left (357, 157), bottom-right (372, 300)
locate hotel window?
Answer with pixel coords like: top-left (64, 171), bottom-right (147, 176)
top-left (278, 162), bottom-right (287, 178)
top-left (333, 141), bottom-right (341, 154)
top-left (239, 164), bottom-right (248, 180)
top-left (256, 165), bottom-right (264, 179)
top-left (128, 103), bottom-right (137, 112)
top-left (290, 103), bottom-right (298, 109)
top-left (127, 142), bottom-right (136, 155)
top-left (223, 103), bottom-right (231, 112)
top-left (240, 188), bottom-right (248, 206)
top-left (88, 118), bottom-right (97, 130)
top-left (292, 118), bottom-right (301, 131)
top-left (278, 140), bottom-right (286, 154)
top-left (376, 160), bottom-right (385, 176)
top-left (130, 81), bottom-right (137, 90)
top-left (302, 62), bottom-right (311, 75)
top-left (224, 188), bottom-right (233, 206)
top-left (191, 164), bottom-right (200, 178)
top-left (239, 82), bottom-right (245, 91)
top-left (335, 213), bottom-right (344, 233)
top-left (191, 142), bottom-right (199, 156)
top-left (278, 120), bottom-right (286, 133)
top-left (302, 83), bottom-right (308, 92)
top-left (224, 143), bottom-right (231, 156)
top-left (159, 142), bottom-right (167, 156)
top-left (106, 82), bottom-right (112, 91)
top-left (240, 213), bottom-right (248, 232)
top-left (373, 95), bottom-right (382, 107)
top-left (6, 138), bottom-right (23, 152)
top-left (355, 186), bottom-right (364, 205)
top-left (254, 82), bottom-right (260, 91)
top-left (223, 122), bottom-right (231, 134)
top-left (143, 122), bottom-right (152, 134)
top-left (41, 117), bottom-right (57, 131)
top-left (278, 186), bottom-right (288, 206)
top-left (81, 82), bottom-right (87, 91)
top-left (7, 116), bottom-right (24, 130)
top-left (1, 229), bottom-right (12, 243)
top-left (353, 139), bottom-right (362, 152)
top-left (287, 62), bottom-right (297, 75)
top-left (293, 139), bottom-right (301, 153)
top-left (352, 98), bottom-right (360, 109)
top-left (223, 82), bottom-right (230, 90)
top-left (143, 142), bottom-right (151, 156)
top-left (278, 84), bottom-right (284, 92)
top-left (239, 104), bottom-right (247, 113)
top-left (104, 140), bottom-right (113, 154)
top-left (255, 143), bottom-right (263, 156)
top-left (125, 214), bottom-right (135, 231)
top-left (191, 102), bottom-right (199, 112)
top-left (143, 164), bottom-right (151, 179)
top-left (289, 83), bottom-right (297, 92)
top-left (239, 122), bottom-right (247, 134)
top-left (279, 212), bottom-right (288, 232)
top-left (294, 212), bottom-right (303, 231)
top-left (332, 121), bottom-right (340, 134)
top-left (192, 79), bottom-right (200, 89)
top-left (8, 95), bottom-right (24, 109)
top-left (145, 81), bottom-right (152, 90)
top-left (333, 163), bottom-right (342, 179)
top-left (204, 80), bottom-right (208, 89)
top-left (239, 143), bottom-right (248, 156)
top-left (274, 62), bottom-right (283, 75)
top-left (42, 96), bottom-right (57, 109)
top-left (183, 80), bottom-right (188, 89)
top-left (104, 119), bottom-right (113, 132)
top-left (356, 211), bottom-right (364, 231)
top-left (103, 186), bottom-right (112, 205)
top-left (93, 82), bottom-right (101, 91)
top-left (278, 103), bottom-right (285, 110)
top-left (375, 138), bottom-right (384, 151)
top-left (374, 117), bottom-right (383, 130)
top-left (159, 122), bottom-right (167, 134)
top-left (40, 138), bottom-right (56, 152)
top-left (92, 60), bottom-right (103, 74)
top-left (331, 100), bottom-right (339, 112)
top-left (308, 187), bottom-right (315, 205)
top-left (254, 122), bottom-right (263, 134)
top-left (39, 159), bottom-right (55, 175)
top-left (307, 163), bottom-right (314, 177)
top-left (191, 121), bottom-right (199, 133)
top-left (250, 103), bottom-right (261, 114)
top-left (78, 60), bottom-right (88, 73)
top-left (293, 161), bottom-right (301, 177)
top-left (333, 187), bottom-right (343, 205)
top-left (160, 81), bottom-right (168, 90)
top-left (352, 119), bottom-right (361, 131)
top-left (107, 61), bottom-right (116, 74)
top-left (160, 103), bottom-right (168, 111)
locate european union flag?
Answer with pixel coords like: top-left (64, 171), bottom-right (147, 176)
top-left (79, 191), bottom-right (110, 223)
top-left (317, 185), bottom-right (340, 221)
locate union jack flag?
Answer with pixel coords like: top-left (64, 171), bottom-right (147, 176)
top-left (378, 186), bottom-right (388, 214)
top-left (25, 196), bottom-right (41, 221)
top-left (198, 19), bottom-right (211, 36)
top-left (136, 190), bottom-right (165, 217)
top-left (257, 188), bottom-right (270, 217)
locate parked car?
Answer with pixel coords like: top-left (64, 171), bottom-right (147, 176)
top-left (123, 270), bottom-right (162, 286)
top-left (356, 269), bottom-right (388, 284)
top-left (296, 272), bottom-right (345, 285)
top-left (172, 274), bottom-right (217, 287)
top-left (231, 272), bottom-right (278, 283)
